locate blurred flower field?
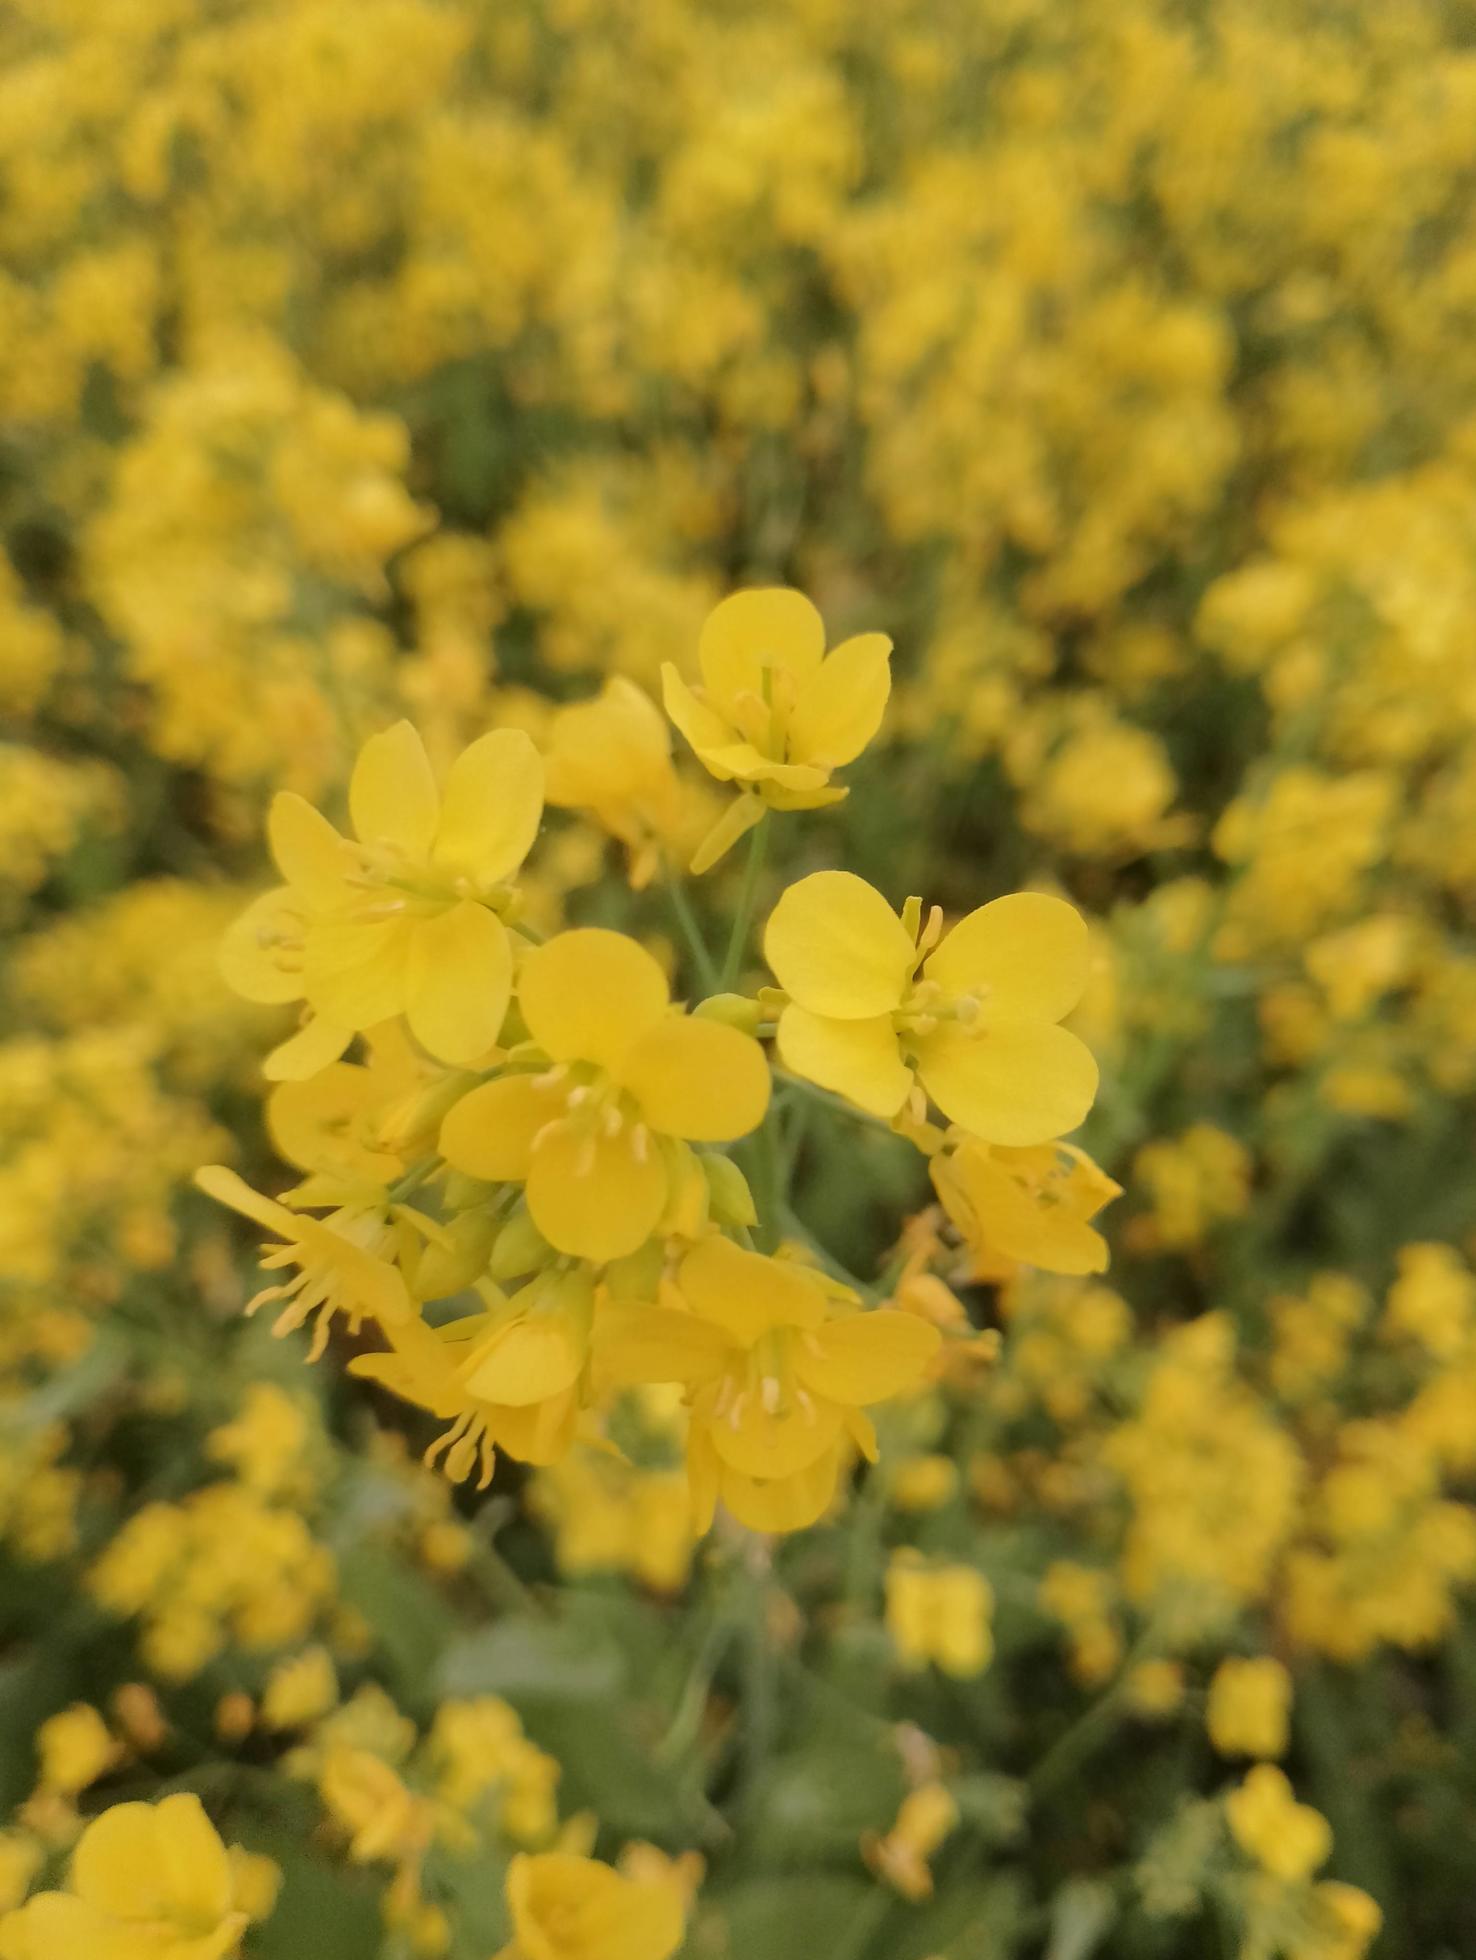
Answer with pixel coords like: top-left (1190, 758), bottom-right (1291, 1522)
top-left (4, 0), bottom-right (1476, 1954)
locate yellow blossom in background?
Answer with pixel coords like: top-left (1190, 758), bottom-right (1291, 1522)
top-left (495, 1852), bottom-right (686, 1960)
top-left (1207, 1657), bottom-right (1293, 1759)
top-left (1226, 1765), bottom-right (1332, 1884)
top-left (933, 1135), bottom-right (1120, 1276)
top-left (862, 1782), bottom-right (959, 1900)
top-left (885, 1552), bottom-right (995, 1677)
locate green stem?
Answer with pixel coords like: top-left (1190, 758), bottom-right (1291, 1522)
top-left (662, 864), bottom-right (720, 994)
top-left (719, 814), bottom-right (769, 992)
top-left (1028, 1624), bottom-right (1161, 1799)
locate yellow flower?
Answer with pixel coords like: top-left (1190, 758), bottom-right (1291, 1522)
top-left (661, 589), bottom-right (891, 871)
top-left (35, 1704), bottom-right (120, 1796)
top-left (932, 1135), bottom-right (1120, 1275)
top-left (221, 719), bottom-right (544, 1067)
top-left (318, 1746), bottom-right (430, 1866)
top-left (861, 1783), bottom-right (959, 1900)
top-left (0, 1793), bottom-right (273, 1960)
top-left (439, 928), bottom-right (770, 1260)
top-left (545, 677), bottom-right (693, 889)
top-left (1226, 1765), bottom-right (1331, 1883)
top-left (1206, 1656), bottom-right (1292, 1760)
top-left (261, 1647), bottom-right (339, 1730)
top-left (350, 1275), bottom-right (594, 1486)
top-left (495, 1851), bottom-right (685, 1960)
top-left (194, 1165), bottom-right (413, 1358)
top-left (885, 1552), bottom-right (994, 1676)
top-left (601, 1236), bottom-right (940, 1532)
top-left (1302, 1882), bottom-right (1383, 1960)
top-left (766, 872), bottom-right (1097, 1142)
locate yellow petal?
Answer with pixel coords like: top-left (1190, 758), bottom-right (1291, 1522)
top-left (699, 588), bottom-right (825, 716)
top-left (439, 1074), bottom-right (557, 1181)
top-left (914, 1021), bottom-right (1098, 1145)
top-left (462, 1317), bottom-right (584, 1407)
top-left (709, 1389), bottom-right (842, 1480)
top-left (661, 664), bottom-right (734, 764)
top-left (349, 719), bottom-right (439, 856)
top-left (526, 1121), bottom-right (668, 1260)
top-left (194, 1164), bottom-right (299, 1238)
top-left (689, 792), bottom-right (765, 875)
top-left (219, 889), bottom-right (306, 1005)
top-left (678, 1236), bottom-right (826, 1344)
top-left (594, 1305), bottom-right (731, 1388)
top-left (0, 1893), bottom-right (119, 1960)
top-left (262, 1013), bottom-right (354, 1082)
top-left (935, 1145), bottom-right (1111, 1275)
top-left (924, 892), bottom-right (1089, 1023)
top-left (432, 727), bottom-right (545, 884)
top-left (719, 1448), bottom-right (840, 1534)
top-left (788, 632), bottom-right (892, 768)
top-left (72, 1793), bottom-right (232, 1926)
top-left (618, 1014), bottom-right (771, 1141)
top-left (268, 792), bottom-right (353, 902)
top-left (302, 916), bottom-right (413, 1027)
top-left (517, 927), bottom-right (669, 1068)
top-left (794, 1310), bottom-right (941, 1406)
top-left (775, 1004), bottom-right (910, 1118)
top-left (765, 870), bottom-right (913, 1017)
top-left (405, 903), bottom-right (512, 1064)
top-left (699, 742), bottom-right (831, 791)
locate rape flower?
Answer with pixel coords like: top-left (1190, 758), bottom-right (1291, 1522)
top-left (600, 1236), bottom-right (940, 1531)
top-left (545, 677), bottom-right (693, 889)
top-left (495, 1851), bottom-right (685, 1960)
top-left (932, 1135), bottom-right (1120, 1275)
top-left (885, 1552), bottom-right (994, 1676)
top-left (262, 1647), bottom-right (339, 1730)
top-left (194, 1165), bottom-right (413, 1357)
top-left (34, 1704), bottom-right (120, 1796)
top-left (221, 719), bottom-right (544, 1067)
top-left (0, 1793), bottom-right (276, 1960)
top-left (862, 1783), bottom-right (959, 1900)
top-left (1207, 1656), bottom-right (1292, 1759)
top-left (1226, 1765), bottom-right (1331, 1882)
top-left (662, 589), bottom-right (892, 871)
top-left (349, 1276), bottom-right (595, 1487)
top-left (439, 927), bottom-right (770, 1260)
top-left (766, 872), bottom-right (1097, 1142)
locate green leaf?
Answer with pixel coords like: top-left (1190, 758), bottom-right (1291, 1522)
top-left (1046, 1878), bottom-right (1117, 1960)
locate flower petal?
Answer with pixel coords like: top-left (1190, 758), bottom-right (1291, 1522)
top-left (661, 664), bottom-right (735, 764)
top-left (432, 727), bottom-right (545, 885)
top-left (517, 927), bottom-right (669, 1068)
top-left (302, 916), bottom-right (413, 1027)
top-left (719, 1448), bottom-right (840, 1534)
top-left (618, 1014), bottom-right (770, 1141)
top-left (709, 1388), bottom-right (842, 1480)
top-left (924, 892), bottom-right (1089, 1023)
top-left (765, 870), bottom-right (914, 1017)
top-left (269, 792), bottom-right (355, 901)
top-left (699, 588), bottom-right (825, 716)
top-left (194, 1164), bottom-right (299, 1238)
top-left (678, 1236), bottom-right (826, 1344)
top-left (776, 1004), bottom-right (911, 1118)
top-left (405, 903), bottom-right (512, 1064)
top-left (788, 632), bottom-right (892, 768)
top-left (219, 889), bottom-right (307, 1005)
top-left (690, 792), bottom-right (765, 875)
top-left (526, 1121), bottom-right (668, 1260)
top-left (439, 1074), bottom-right (557, 1181)
top-left (594, 1305), bottom-right (731, 1388)
top-left (914, 1021), bottom-right (1099, 1145)
top-left (462, 1317), bottom-right (584, 1407)
top-left (793, 1310), bottom-right (941, 1406)
top-left (349, 719), bottom-right (439, 855)
top-left (262, 1013), bottom-right (354, 1083)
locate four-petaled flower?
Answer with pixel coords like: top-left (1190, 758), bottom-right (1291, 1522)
top-left (221, 718), bottom-right (543, 1070)
top-left (766, 871), bottom-right (1098, 1144)
top-left (662, 589), bottom-right (892, 871)
top-left (439, 928), bottom-right (770, 1260)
